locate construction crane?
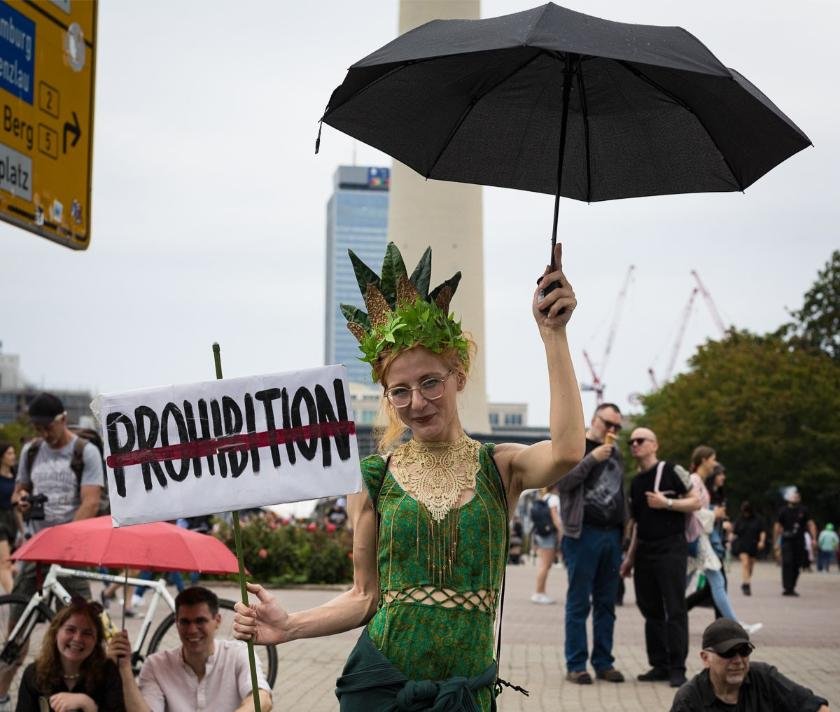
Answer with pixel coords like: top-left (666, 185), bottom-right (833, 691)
top-left (581, 265), bottom-right (635, 403)
top-left (648, 270), bottom-right (727, 389)
top-left (691, 269), bottom-right (726, 335)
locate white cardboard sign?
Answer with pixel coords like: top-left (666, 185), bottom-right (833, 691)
top-left (97, 366), bottom-right (361, 526)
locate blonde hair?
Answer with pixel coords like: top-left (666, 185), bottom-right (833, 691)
top-left (373, 339), bottom-right (476, 453)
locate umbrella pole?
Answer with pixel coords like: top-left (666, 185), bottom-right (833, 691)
top-left (550, 53), bottom-right (576, 271)
top-left (213, 343), bottom-right (263, 712)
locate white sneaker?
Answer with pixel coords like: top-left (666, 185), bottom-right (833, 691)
top-left (742, 622), bottom-right (763, 635)
top-left (530, 593), bottom-right (556, 605)
top-left (131, 594), bottom-right (145, 609)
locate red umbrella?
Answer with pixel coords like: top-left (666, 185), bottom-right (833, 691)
top-left (13, 516), bottom-right (239, 574)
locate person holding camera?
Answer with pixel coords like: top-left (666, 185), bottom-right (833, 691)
top-left (0, 393), bottom-right (104, 712)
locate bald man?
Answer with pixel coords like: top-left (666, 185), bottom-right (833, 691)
top-left (620, 427), bottom-right (700, 688)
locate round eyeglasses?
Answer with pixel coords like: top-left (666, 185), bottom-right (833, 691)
top-left (385, 371), bottom-right (453, 408)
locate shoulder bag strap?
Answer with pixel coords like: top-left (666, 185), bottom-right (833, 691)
top-left (653, 461), bottom-right (665, 492)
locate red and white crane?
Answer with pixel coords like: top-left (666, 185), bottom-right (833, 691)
top-left (648, 269), bottom-right (727, 389)
top-left (581, 265), bottom-right (635, 403)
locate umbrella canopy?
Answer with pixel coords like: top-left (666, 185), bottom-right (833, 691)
top-left (13, 516), bottom-right (239, 574)
top-left (321, 2), bottom-right (811, 204)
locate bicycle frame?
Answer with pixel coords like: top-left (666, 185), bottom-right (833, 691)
top-left (1, 564), bottom-right (177, 665)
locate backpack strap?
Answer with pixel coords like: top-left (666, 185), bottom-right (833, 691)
top-left (24, 438), bottom-right (43, 486)
top-left (70, 437), bottom-right (89, 485)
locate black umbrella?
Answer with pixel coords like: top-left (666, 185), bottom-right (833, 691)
top-left (318, 2), bottom-right (811, 266)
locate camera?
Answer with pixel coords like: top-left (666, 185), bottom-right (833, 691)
top-left (22, 493), bottom-right (48, 521)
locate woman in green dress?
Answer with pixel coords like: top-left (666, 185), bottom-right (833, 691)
top-left (234, 242), bottom-right (584, 710)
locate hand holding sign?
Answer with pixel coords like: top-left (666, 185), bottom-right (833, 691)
top-left (233, 582), bottom-right (291, 646)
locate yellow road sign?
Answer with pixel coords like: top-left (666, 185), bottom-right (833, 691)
top-left (0, 0), bottom-right (96, 250)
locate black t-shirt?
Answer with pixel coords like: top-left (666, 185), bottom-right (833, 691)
top-left (734, 516), bottom-right (765, 552)
top-left (630, 461), bottom-right (689, 541)
top-left (711, 701), bottom-right (737, 712)
top-left (777, 505), bottom-right (810, 544)
top-left (582, 438), bottom-right (626, 528)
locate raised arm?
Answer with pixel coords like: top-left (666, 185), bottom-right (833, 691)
top-left (234, 488), bottom-right (379, 645)
top-left (496, 245), bottom-right (585, 503)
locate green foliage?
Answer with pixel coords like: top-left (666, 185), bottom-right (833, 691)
top-left (0, 419), bottom-right (35, 450)
top-left (778, 249), bottom-right (840, 360)
top-left (215, 518), bottom-right (353, 586)
top-left (410, 247), bottom-right (433, 300)
top-left (359, 298), bottom-right (470, 369)
top-left (638, 330), bottom-right (840, 522)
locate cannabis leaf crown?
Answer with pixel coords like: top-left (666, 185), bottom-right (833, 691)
top-left (340, 242), bottom-right (469, 380)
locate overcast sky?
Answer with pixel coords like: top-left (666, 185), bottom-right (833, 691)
top-left (2, 0), bottom-right (837, 427)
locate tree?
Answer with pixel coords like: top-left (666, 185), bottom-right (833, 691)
top-left (0, 419), bottom-right (34, 453)
top-left (779, 249), bottom-right (840, 360)
top-left (638, 330), bottom-right (840, 523)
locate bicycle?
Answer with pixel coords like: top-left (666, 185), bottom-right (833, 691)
top-left (0, 564), bottom-right (278, 700)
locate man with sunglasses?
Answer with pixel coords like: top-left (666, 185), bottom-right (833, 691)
top-left (109, 586), bottom-right (273, 711)
top-left (555, 403), bottom-right (627, 684)
top-left (620, 427), bottom-right (701, 688)
top-left (670, 618), bottom-right (829, 711)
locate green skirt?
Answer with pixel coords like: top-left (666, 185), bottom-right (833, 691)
top-left (335, 629), bottom-right (497, 711)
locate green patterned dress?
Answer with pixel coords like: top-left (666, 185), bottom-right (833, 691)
top-left (357, 442), bottom-right (509, 710)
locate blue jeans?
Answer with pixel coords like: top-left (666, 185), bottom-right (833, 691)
top-left (561, 525), bottom-right (621, 672)
top-left (134, 570), bottom-right (195, 599)
top-left (817, 550), bottom-right (835, 571)
top-left (704, 568), bottom-right (738, 620)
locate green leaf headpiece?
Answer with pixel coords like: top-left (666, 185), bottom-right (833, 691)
top-left (340, 242), bottom-right (469, 381)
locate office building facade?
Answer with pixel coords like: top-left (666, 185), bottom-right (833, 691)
top-left (324, 165), bottom-right (390, 384)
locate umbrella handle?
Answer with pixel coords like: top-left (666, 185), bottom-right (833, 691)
top-left (543, 53), bottom-right (577, 310)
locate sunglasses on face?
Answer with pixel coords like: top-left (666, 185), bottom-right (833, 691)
top-left (629, 438), bottom-right (649, 447)
top-left (711, 644), bottom-right (753, 659)
top-left (598, 415), bottom-right (622, 432)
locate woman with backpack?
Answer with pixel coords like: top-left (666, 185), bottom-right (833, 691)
top-left (530, 485), bottom-right (562, 605)
top-left (685, 446), bottom-right (761, 634)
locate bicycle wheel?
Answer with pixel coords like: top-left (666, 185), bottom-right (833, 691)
top-left (147, 598), bottom-right (278, 687)
top-left (0, 594), bottom-right (55, 702)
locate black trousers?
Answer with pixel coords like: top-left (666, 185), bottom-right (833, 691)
top-left (633, 534), bottom-right (689, 673)
top-left (781, 539), bottom-right (805, 593)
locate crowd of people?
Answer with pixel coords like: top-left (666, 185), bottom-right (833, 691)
top-left (0, 241), bottom-right (834, 711)
top-left (521, 400), bottom-right (835, 699)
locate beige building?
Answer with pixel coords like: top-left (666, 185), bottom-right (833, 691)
top-left (389, 0), bottom-right (489, 434)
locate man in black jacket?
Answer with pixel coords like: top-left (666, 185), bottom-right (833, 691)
top-left (556, 402), bottom-right (626, 684)
top-left (671, 619), bottom-right (829, 712)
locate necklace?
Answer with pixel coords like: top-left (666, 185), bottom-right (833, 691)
top-left (388, 434), bottom-right (481, 587)
top-left (62, 673), bottom-right (80, 680)
top-left (390, 434), bottom-right (479, 522)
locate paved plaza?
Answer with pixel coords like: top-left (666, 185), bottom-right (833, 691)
top-left (85, 559), bottom-right (837, 711)
top-left (207, 560), bottom-right (839, 711)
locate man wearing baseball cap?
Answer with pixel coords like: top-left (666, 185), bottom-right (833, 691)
top-left (0, 393), bottom-right (104, 710)
top-left (670, 619), bottom-right (829, 711)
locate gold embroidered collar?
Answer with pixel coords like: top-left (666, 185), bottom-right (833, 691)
top-left (390, 434), bottom-right (481, 522)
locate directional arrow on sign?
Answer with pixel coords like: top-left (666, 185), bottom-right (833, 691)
top-left (63, 111), bottom-right (81, 153)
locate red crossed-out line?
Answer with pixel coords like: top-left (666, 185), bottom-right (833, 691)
top-left (105, 420), bottom-right (356, 468)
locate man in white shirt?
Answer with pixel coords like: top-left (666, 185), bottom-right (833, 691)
top-left (109, 586), bottom-right (272, 712)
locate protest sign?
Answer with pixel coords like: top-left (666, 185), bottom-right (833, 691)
top-left (97, 365), bottom-right (361, 526)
